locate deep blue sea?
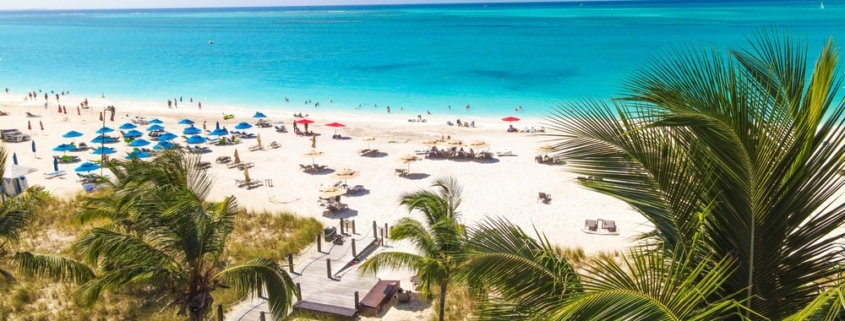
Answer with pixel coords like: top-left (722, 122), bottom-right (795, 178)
top-left (0, 1), bottom-right (842, 117)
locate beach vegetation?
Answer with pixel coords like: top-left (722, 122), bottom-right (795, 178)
top-left (540, 30), bottom-right (845, 319)
top-left (12, 151), bottom-right (298, 321)
top-left (0, 144), bottom-right (49, 284)
top-left (359, 177), bottom-right (468, 321)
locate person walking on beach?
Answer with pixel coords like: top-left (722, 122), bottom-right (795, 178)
top-left (198, 102), bottom-right (202, 110)
top-left (44, 93), bottom-right (48, 101)
top-left (167, 99), bottom-right (172, 108)
top-left (174, 99), bottom-right (178, 108)
top-left (203, 121), bottom-right (207, 130)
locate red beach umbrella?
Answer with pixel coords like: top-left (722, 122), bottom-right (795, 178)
top-left (295, 119), bottom-right (314, 125)
top-left (63, 106), bottom-right (67, 114)
top-left (39, 121), bottom-right (44, 131)
top-left (57, 105), bottom-right (62, 113)
top-left (326, 122), bottom-right (345, 136)
top-left (501, 116), bottom-right (520, 123)
top-left (27, 120), bottom-right (31, 130)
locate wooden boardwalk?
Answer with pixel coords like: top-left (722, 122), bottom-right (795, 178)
top-left (225, 233), bottom-right (381, 321)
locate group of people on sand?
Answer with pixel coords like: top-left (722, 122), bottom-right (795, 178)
top-left (508, 125), bottom-right (544, 133)
top-left (166, 96), bottom-right (201, 110)
top-left (446, 119), bottom-right (475, 127)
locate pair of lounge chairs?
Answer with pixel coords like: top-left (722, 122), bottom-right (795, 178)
top-left (248, 144), bottom-right (264, 151)
top-left (269, 141), bottom-right (281, 149)
top-left (359, 149), bottom-right (379, 156)
top-left (583, 219), bottom-right (619, 235)
top-left (54, 155), bottom-right (81, 163)
top-left (300, 164), bottom-right (328, 173)
top-left (496, 150), bottom-right (516, 157)
top-left (216, 156), bottom-right (231, 164)
top-left (228, 162), bottom-right (254, 170)
top-left (395, 168), bottom-right (408, 176)
top-left (236, 179), bottom-right (264, 189)
top-left (347, 185), bottom-right (365, 195)
top-left (195, 162), bottom-right (212, 170)
top-left (322, 202), bottom-right (349, 216)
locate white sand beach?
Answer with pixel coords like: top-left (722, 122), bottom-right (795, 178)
top-left (0, 91), bottom-right (651, 320)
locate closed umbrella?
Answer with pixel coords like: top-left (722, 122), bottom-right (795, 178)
top-left (53, 157), bottom-right (59, 172)
top-left (233, 149), bottom-right (240, 164)
top-left (76, 106), bottom-right (80, 115)
top-left (31, 140), bottom-right (36, 154)
top-left (27, 120), bottom-right (31, 130)
top-left (256, 134), bottom-right (262, 147)
top-left (311, 136), bottom-right (316, 149)
top-left (39, 121), bottom-right (43, 131)
top-left (75, 162), bottom-right (100, 172)
top-left (63, 106), bottom-right (67, 114)
top-left (119, 122), bottom-right (137, 130)
top-left (129, 138), bottom-right (151, 147)
top-left (243, 167), bottom-right (251, 182)
top-left (12, 152), bottom-right (17, 165)
top-left (99, 112), bottom-right (103, 121)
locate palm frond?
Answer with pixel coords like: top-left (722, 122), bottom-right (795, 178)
top-left (14, 252), bottom-right (95, 284)
top-left (214, 258), bottom-right (296, 321)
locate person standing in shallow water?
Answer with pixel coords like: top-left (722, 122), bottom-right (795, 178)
top-left (387, 106), bottom-right (390, 113)
top-left (167, 100), bottom-right (172, 108)
top-left (198, 102), bottom-right (202, 110)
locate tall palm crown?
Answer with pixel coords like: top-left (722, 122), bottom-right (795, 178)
top-left (16, 151), bottom-right (296, 321)
top-left (0, 145), bottom-right (46, 283)
top-left (359, 177), bottom-right (467, 321)
top-left (547, 32), bottom-right (845, 319)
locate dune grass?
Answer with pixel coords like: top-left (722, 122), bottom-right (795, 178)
top-left (1, 194), bottom-right (322, 321)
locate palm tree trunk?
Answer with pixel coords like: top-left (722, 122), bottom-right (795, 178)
top-left (438, 281), bottom-right (448, 321)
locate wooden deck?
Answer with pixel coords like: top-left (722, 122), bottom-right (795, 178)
top-left (225, 234), bottom-right (381, 321)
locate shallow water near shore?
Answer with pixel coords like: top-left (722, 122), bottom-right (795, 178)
top-left (0, 0), bottom-right (841, 118)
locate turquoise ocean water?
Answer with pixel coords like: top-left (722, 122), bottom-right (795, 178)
top-left (0, 1), bottom-right (841, 117)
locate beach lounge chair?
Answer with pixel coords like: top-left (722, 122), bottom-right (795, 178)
top-left (496, 150), bottom-right (516, 157)
top-left (247, 180), bottom-right (264, 189)
top-left (216, 156), bottom-right (231, 164)
top-left (415, 149), bottom-right (429, 156)
top-left (44, 170), bottom-right (66, 179)
top-left (538, 192), bottom-right (551, 203)
top-left (248, 144), bottom-right (264, 151)
top-left (347, 185), bottom-right (365, 195)
top-left (195, 162), bottom-right (212, 170)
top-left (227, 161), bottom-right (242, 169)
top-left (26, 112), bottom-right (41, 118)
top-left (274, 125), bottom-right (287, 133)
top-left (299, 164), bottom-right (314, 172)
top-left (0, 111), bottom-right (8, 116)
top-left (395, 168), bottom-right (408, 176)
top-left (603, 220), bottom-right (617, 233)
top-left (314, 164), bottom-right (328, 171)
top-left (269, 141), bottom-right (281, 149)
top-left (358, 148), bottom-right (371, 156)
top-left (585, 219), bottom-right (598, 232)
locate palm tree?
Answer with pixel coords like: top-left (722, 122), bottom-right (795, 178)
top-left (0, 145), bottom-right (47, 283)
top-left (546, 31), bottom-right (845, 319)
top-left (15, 151), bottom-right (296, 321)
top-left (461, 218), bottom-right (747, 320)
top-left (359, 177), bottom-right (467, 321)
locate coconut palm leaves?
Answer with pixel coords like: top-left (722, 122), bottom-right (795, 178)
top-left (0, 145), bottom-right (47, 283)
top-left (547, 31), bottom-right (845, 319)
top-left (15, 151), bottom-right (295, 321)
top-left (359, 177), bottom-right (467, 321)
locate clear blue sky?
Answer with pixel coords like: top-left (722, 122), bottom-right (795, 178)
top-left (0, 0), bottom-right (568, 10)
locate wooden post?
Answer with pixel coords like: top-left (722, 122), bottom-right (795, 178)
top-left (352, 220), bottom-right (356, 234)
top-left (373, 221), bottom-right (378, 240)
top-left (317, 234), bottom-right (322, 253)
top-left (216, 304), bottom-right (223, 321)
top-left (326, 259), bottom-right (332, 279)
top-left (354, 291), bottom-right (360, 309)
top-left (340, 218), bottom-right (345, 234)
top-left (385, 223), bottom-right (389, 239)
top-left (296, 282), bottom-right (302, 301)
top-left (259, 312), bottom-right (266, 321)
top-left (352, 238), bottom-right (357, 257)
top-left (379, 228), bottom-right (384, 246)
top-left (288, 254), bottom-right (294, 273)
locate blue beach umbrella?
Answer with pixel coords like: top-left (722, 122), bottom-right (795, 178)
top-left (119, 123), bottom-right (137, 130)
top-left (210, 126), bottom-right (229, 136)
top-left (95, 127), bottom-right (115, 135)
top-left (147, 124), bottom-right (165, 132)
top-left (91, 136), bottom-right (116, 144)
top-left (53, 144), bottom-right (76, 154)
top-left (12, 153), bottom-right (17, 165)
top-left (75, 162), bottom-right (100, 172)
top-left (148, 118), bottom-right (164, 124)
top-left (158, 132), bottom-right (178, 141)
top-left (129, 138), bottom-right (151, 147)
top-left (234, 122), bottom-right (253, 130)
top-left (91, 147), bottom-right (117, 155)
top-left (53, 157), bottom-right (59, 172)
top-left (124, 130), bottom-right (144, 138)
top-left (253, 112), bottom-right (267, 118)
top-left (183, 127), bottom-right (202, 135)
top-left (125, 151), bottom-right (150, 159)
top-left (178, 119), bottom-right (195, 125)
top-left (154, 141), bottom-right (175, 150)
top-left (62, 130), bottom-right (84, 138)
top-left (186, 135), bottom-right (206, 145)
